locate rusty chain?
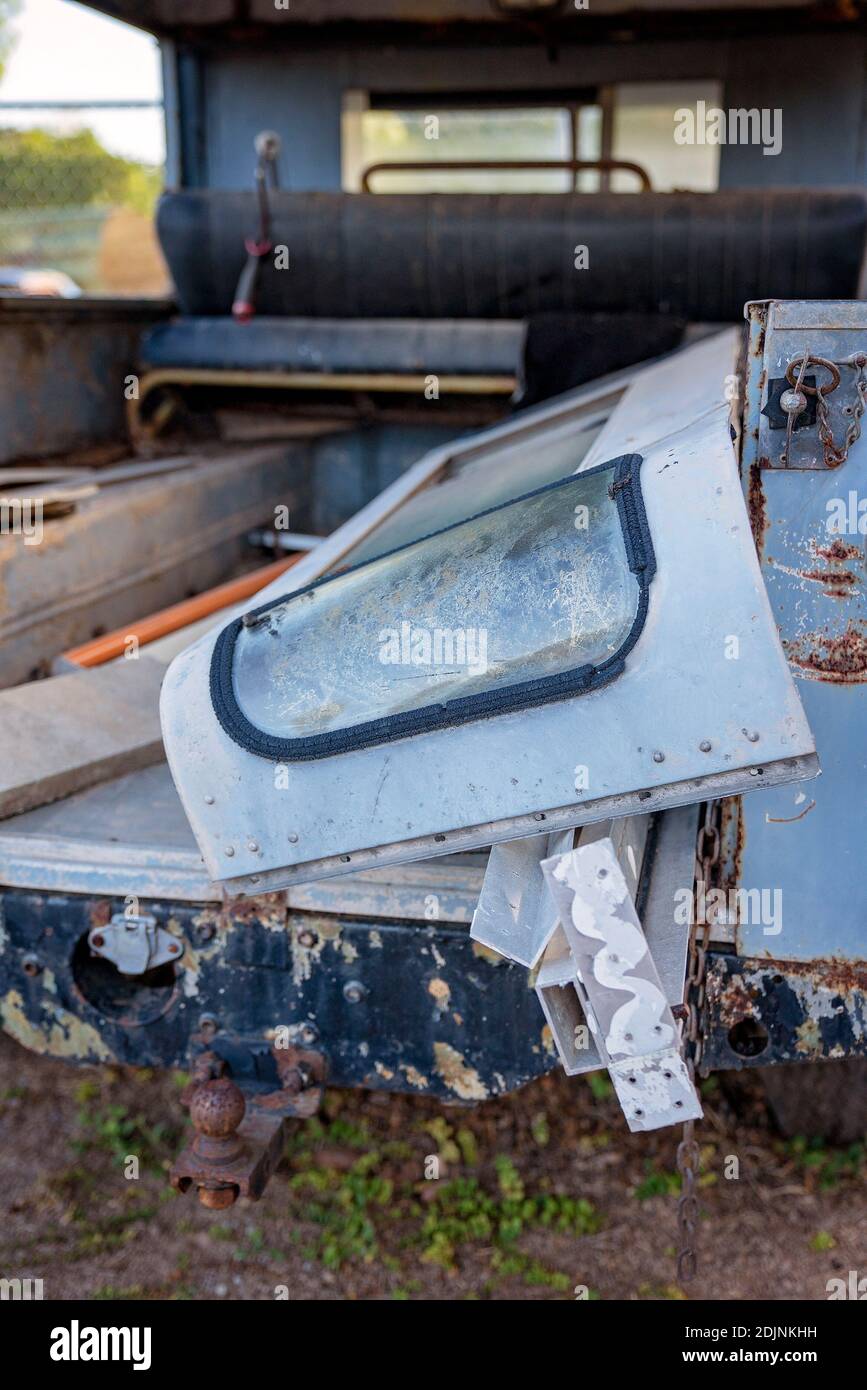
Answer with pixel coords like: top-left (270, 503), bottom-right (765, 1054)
top-left (676, 799), bottom-right (720, 1284)
top-left (784, 352), bottom-right (867, 468)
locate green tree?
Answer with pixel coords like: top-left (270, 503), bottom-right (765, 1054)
top-left (0, 126), bottom-right (161, 212)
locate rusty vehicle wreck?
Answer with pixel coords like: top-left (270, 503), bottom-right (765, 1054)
top-left (0, 0), bottom-right (866, 1276)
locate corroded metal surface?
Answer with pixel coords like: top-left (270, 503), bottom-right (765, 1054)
top-left (170, 1046), bottom-right (325, 1206)
top-left (783, 619), bottom-right (867, 683)
top-left (0, 297), bottom-right (168, 468)
top-left (0, 889), bottom-right (554, 1099)
top-left (737, 300), bottom-right (867, 964)
top-left (702, 953), bottom-right (867, 1069)
top-left (171, 1073), bottom-right (285, 1208)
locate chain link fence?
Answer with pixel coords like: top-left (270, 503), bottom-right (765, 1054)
top-left (0, 101), bottom-right (169, 296)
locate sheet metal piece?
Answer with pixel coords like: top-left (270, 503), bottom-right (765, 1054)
top-left (638, 803), bottom-right (699, 1004)
top-left (470, 829), bottom-right (574, 969)
top-left (471, 813), bottom-right (651, 969)
top-left (541, 837), bottom-right (702, 1131)
top-left (737, 301), bottom-right (867, 964)
top-left (529, 808), bottom-right (695, 1079)
top-left (161, 334), bottom-right (818, 893)
top-left (702, 953), bottom-right (867, 1069)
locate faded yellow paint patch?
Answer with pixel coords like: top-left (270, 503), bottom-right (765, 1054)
top-left (428, 977), bottom-right (451, 1009)
top-left (431, 943), bottom-right (446, 969)
top-left (174, 916), bottom-right (225, 999)
top-left (41, 969), bottom-right (57, 996)
top-left (795, 1017), bottom-right (822, 1054)
top-left (541, 1024), bottom-right (557, 1057)
top-left (374, 1061), bottom-right (394, 1080)
top-left (433, 1041), bottom-right (488, 1101)
top-left (1, 989), bottom-right (112, 1061)
top-left (340, 939), bottom-right (359, 964)
top-left (472, 941), bottom-right (503, 966)
top-left (179, 942), bottom-right (201, 998)
top-left (401, 1064), bottom-right (429, 1089)
top-left (452, 1011), bottom-right (463, 1027)
top-left (292, 929), bottom-right (331, 985)
top-left (369, 930), bottom-right (383, 950)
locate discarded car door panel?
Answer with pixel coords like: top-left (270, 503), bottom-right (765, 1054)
top-left (161, 332), bottom-right (819, 894)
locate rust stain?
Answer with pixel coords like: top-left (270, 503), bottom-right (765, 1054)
top-left (798, 567), bottom-right (858, 598)
top-left (227, 892), bottom-right (286, 928)
top-left (812, 538), bottom-right (861, 563)
top-left (748, 461), bottom-right (769, 556)
top-left (718, 795), bottom-right (745, 893)
top-left (766, 798), bottom-right (816, 824)
top-left (717, 972), bottom-right (760, 1026)
top-left (710, 957), bottom-right (867, 1034)
top-left (783, 619), bottom-right (867, 682)
top-left (769, 955), bottom-right (867, 998)
top-left (797, 537), bottom-right (861, 599)
top-left (754, 322), bottom-right (766, 359)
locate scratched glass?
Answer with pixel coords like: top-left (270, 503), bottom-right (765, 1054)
top-left (230, 464), bottom-right (637, 741)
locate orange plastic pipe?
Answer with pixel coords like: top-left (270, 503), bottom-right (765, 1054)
top-left (64, 554), bottom-right (302, 668)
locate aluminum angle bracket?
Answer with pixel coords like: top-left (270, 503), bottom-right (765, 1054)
top-left (540, 836), bottom-right (702, 1133)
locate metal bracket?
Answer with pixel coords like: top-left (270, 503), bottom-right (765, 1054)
top-left (540, 836), bottom-right (702, 1132)
top-left (88, 912), bottom-right (183, 976)
top-left (470, 807), bottom-right (700, 1131)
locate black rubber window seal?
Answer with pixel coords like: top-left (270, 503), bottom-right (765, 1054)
top-left (210, 452), bottom-right (654, 761)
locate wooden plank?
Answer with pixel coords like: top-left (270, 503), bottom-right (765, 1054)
top-left (0, 658), bottom-right (165, 818)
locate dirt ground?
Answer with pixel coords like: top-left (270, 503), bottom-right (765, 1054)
top-left (0, 1030), bottom-right (864, 1302)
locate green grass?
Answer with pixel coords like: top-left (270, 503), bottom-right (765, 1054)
top-left (72, 1082), bottom-right (177, 1173)
top-left (784, 1137), bottom-right (866, 1191)
top-left (282, 1119), bottom-right (602, 1287)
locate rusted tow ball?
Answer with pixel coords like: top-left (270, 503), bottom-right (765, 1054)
top-left (185, 1077), bottom-right (248, 1210)
top-left (170, 1046), bottom-right (325, 1209)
